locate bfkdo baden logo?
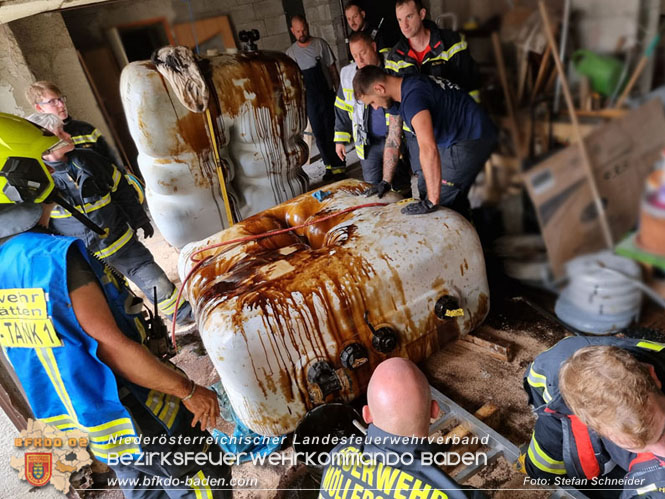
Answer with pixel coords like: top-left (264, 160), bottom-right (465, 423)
top-left (25, 452), bottom-right (52, 486)
top-left (11, 420), bottom-right (92, 493)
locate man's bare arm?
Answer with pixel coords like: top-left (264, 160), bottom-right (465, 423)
top-left (410, 110), bottom-right (441, 205)
top-left (70, 279), bottom-right (220, 429)
top-left (382, 114), bottom-right (403, 183)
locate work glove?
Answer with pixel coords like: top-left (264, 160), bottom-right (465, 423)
top-left (139, 222), bottom-right (155, 239)
top-left (365, 180), bottom-right (391, 198)
top-left (401, 199), bottom-right (437, 215)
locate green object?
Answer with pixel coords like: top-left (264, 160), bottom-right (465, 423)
top-left (616, 232), bottom-right (665, 272)
top-left (572, 50), bottom-right (625, 96)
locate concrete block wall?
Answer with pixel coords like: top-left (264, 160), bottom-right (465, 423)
top-left (302, 0), bottom-right (348, 66)
top-left (0, 24), bottom-right (35, 116)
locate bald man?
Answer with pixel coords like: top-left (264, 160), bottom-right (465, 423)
top-left (318, 358), bottom-right (482, 498)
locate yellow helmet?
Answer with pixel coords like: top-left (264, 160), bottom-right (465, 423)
top-left (0, 113), bottom-right (59, 204)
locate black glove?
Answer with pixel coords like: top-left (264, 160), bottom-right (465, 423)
top-left (365, 180), bottom-right (391, 198)
top-left (401, 199), bottom-right (437, 215)
top-left (139, 223), bottom-right (155, 239)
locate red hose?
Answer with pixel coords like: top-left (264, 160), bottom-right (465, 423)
top-left (170, 202), bottom-right (388, 348)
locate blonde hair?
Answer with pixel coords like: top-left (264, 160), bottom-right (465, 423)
top-left (559, 346), bottom-right (661, 448)
top-left (25, 81), bottom-right (62, 107)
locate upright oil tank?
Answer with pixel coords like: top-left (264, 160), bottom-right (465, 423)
top-left (179, 180), bottom-right (490, 435)
top-left (120, 51), bottom-right (309, 248)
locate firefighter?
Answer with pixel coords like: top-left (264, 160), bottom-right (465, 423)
top-left (0, 113), bottom-right (230, 497)
top-left (28, 112), bottom-right (193, 324)
top-left (286, 15), bottom-right (347, 181)
top-left (334, 31), bottom-right (403, 187)
top-left (353, 67), bottom-right (496, 217)
top-left (524, 336), bottom-right (665, 498)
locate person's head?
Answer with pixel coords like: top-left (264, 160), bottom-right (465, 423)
top-left (26, 81), bottom-right (69, 120)
top-left (290, 15), bottom-right (310, 44)
top-left (353, 65), bottom-right (395, 110)
top-left (27, 113), bottom-right (74, 162)
top-left (0, 113), bottom-right (63, 235)
top-left (560, 345), bottom-right (665, 457)
top-left (349, 31), bottom-right (379, 68)
top-left (344, 1), bottom-right (366, 32)
top-left (363, 358), bottom-right (439, 437)
top-left (395, 0), bottom-right (426, 40)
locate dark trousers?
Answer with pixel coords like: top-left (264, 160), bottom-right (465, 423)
top-left (110, 397), bottom-right (232, 498)
top-left (104, 235), bottom-right (191, 321)
top-left (307, 91), bottom-right (345, 171)
top-left (360, 138), bottom-right (385, 184)
top-left (406, 133), bottom-right (496, 215)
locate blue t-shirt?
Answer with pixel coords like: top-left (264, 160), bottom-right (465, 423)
top-left (368, 106), bottom-right (387, 140)
top-left (396, 75), bottom-right (496, 148)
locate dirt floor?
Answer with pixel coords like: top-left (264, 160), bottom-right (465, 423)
top-left (83, 159), bottom-right (665, 498)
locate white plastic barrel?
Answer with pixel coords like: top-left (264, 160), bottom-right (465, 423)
top-left (120, 51), bottom-right (309, 248)
top-left (179, 180), bottom-right (490, 435)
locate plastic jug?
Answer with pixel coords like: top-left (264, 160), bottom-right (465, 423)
top-left (572, 50), bottom-right (624, 96)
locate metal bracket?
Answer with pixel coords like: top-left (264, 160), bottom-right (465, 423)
top-left (429, 386), bottom-right (588, 499)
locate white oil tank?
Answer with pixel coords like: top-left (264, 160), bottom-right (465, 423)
top-left (179, 180), bottom-right (490, 435)
top-left (120, 51), bottom-right (309, 248)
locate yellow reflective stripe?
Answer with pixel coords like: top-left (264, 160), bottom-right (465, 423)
top-left (335, 96), bottom-right (353, 113)
top-left (402, 122), bottom-right (413, 133)
top-left (426, 39), bottom-right (468, 64)
top-left (158, 288), bottom-right (179, 315)
top-left (94, 226), bottom-right (134, 259)
top-left (379, 47), bottom-right (390, 54)
top-left (146, 390), bottom-right (165, 416)
top-left (36, 348), bottom-right (78, 423)
top-left (71, 128), bottom-right (102, 145)
top-left (526, 365), bottom-right (552, 403)
top-left (111, 167), bottom-right (122, 191)
top-left (637, 484), bottom-right (659, 495)
top-left (637, 341), bottom-right (665, 352)
top-left (356, 144), bottom-right (365, 160)
top-left (50, 193), bottom-right (112, 218)
top-left (88, 428), bottom-right (135, 442)
top-left (342, 88), bottom-right (354, 100)
top-left (192, 470), bottom-right (213, 499)
top-left (334, 131), bottom-right (352, 142)
top-left (528, 435), bottom-right (566, 475)
top-left (385, 59), bottom-right (415, 73)
top-left (469, 89), bottom-right (481, 103)
top-left (158, 394), bottom-right (180, 429)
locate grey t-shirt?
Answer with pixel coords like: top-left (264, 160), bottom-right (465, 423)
top-left (286, 37), bottom-right (336, 88)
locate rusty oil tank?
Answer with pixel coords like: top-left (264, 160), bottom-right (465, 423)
top-left (179, 180), bottom-right (490, 435)
top-left (120, 51), bottom-right (309, 248)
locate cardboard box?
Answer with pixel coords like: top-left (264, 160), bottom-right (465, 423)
top-left (524, 100), bottom-right (665, 277)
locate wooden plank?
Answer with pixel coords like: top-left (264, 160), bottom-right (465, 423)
top-left (524, 100), bottom-right (665, 277)
top-left (461, 332), bottom-right (513, 362)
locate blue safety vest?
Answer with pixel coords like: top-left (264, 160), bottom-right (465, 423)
top-left (0, 231), bottom-right (183, 462)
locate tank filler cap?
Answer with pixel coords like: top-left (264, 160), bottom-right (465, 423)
top-left (435, 295), bottom-right (464, 320)
top-left (340, 343), bottom-right (369, 369)
top-left (307, 361), bottom-right (342, 399)
top-left (372, 327), bottom-right (398, 353)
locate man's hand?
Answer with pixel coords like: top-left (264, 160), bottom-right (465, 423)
top-left (139, 223), bottom-right (154, 239)
top-left (401, 199), bottom-right (437, 215)
top-left (335, 143), bottom-right (347, 161)
top-left (182, 383), bottom-right (221, 430)
top-left (365, 180), bottom-right (391, 198)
